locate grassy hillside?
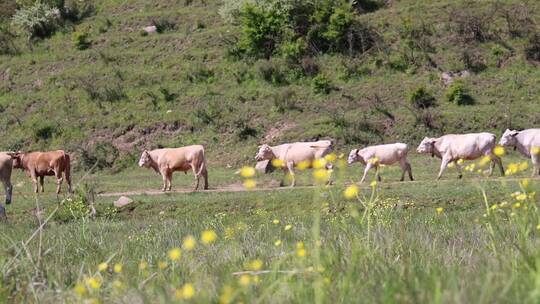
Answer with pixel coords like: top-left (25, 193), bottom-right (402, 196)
top-left (1, 0), bottom-right (540, 171)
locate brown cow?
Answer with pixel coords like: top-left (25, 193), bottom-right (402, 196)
top-left (138, 145), bottom-right (208, 191)
top-left (9, 150), bottom-right (72, 194)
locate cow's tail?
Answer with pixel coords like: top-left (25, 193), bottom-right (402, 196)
top-left (196, 148), bottom-right (207, 177)
top-left (63, 152), bottom-right (72, 190)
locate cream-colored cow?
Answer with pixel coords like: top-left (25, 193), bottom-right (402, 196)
top-left (347, 143), bottom-right (413, 183)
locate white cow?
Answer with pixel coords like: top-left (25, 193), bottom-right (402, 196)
top-left (417, 133), bottom-right (504, 179)
top-left (254, 140), bottom-right (333, 187)
top-left (347, 143), bottom-right (413, 183)
top-left (499, 128), bottom-right (540, 176)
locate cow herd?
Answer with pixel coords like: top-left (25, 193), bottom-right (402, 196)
top-left (0, 128), bottom-right (538, 211)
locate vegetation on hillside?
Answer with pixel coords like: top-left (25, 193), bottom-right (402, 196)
top-left (0, 0), bottom-right (539, 171)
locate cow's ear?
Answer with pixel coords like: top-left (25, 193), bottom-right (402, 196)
top-left (510, 131), bottom-right (519, 137)
top-left (7, 152), bottom-right (19, 159)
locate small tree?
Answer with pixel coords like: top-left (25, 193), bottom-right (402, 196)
top-left (408, 87), bottom-right (436, 109)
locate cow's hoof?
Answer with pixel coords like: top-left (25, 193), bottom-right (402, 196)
top-left (458, 174), bottom-right (463, 179)
top-left (5, 200), bottom-right (10, 205)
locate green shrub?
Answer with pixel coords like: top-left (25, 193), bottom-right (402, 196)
top-left (256, 59), bottom-right (288, 85)
top-left (151, 17), bottom-right (176, 33)
top-left (0, 25), bottom-right (16, 55)
top-left (54, 192), bottom-right (92, 223)
top-left (525, 33), bottom-right (540, 63)
top-left (408, 87), bottom-right (436, 109)
top-left (11, 2), bottom-right (61, 40)
top-left (279, 37), bottom-right (307, 62)
top-left (312, 74), bottom-right (333, 95)
top-left (445, 81), bottom-right (474, 105)
top-left (72, 31), bottom-right (91, 50)
top-left (272, 88), bottom-right (302, 113)
top-left (62, 0), bottom-right (95, 22)
top-left (80, 142), bottom-right (119, 170)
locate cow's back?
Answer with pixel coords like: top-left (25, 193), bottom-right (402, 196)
top-left (361, 143), bottom-right (408, 165)
top-left (155, 145), bottom-right (205, 171)
top-left (440, 133), bottom-right (495, 159)
top-left (518, 129), bottom-right (540, 147)
top-left (29, 150), bottom-right (67, 172)
top-left (282, 141), bottom-right (332, 163)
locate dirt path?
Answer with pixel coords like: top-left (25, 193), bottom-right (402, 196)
top-left (97, 176), bottom-right (530, 198)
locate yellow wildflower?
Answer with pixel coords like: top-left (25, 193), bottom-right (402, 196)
top-left (243, 179), bottom-right (256, 189)
top-left (248, 259), bottom-right (263, 271)
top-left (272, 219), bottom-right (280, 224)
top-left (220, 286), bottom-right (233, 304)
top-left (536, 224), bottom-right (540, 231)
top-left (138, 261), bottom-right (148, 271)
top-left (296, 160), bottom-right (310, 170)
top-left (85, 277), bottom-right (101, 290)
top-left (520, 179), bottom-right (530, 189)
top-left (168, 248), bottom-right (182, 261)
top-left (343, 185), bottom-right (359, 199)
top-left (271, 159), bottom-right (284, 168)
top-left (368, 157), bottom-right (379, 164)
top-left (493, 146), bottom-right (505, 157)
top-left (296, 248), bottom-right (307, 258)
top-left (513, 202), bottom-right (521, 208)
top-left (113, 263), bottom-right (123, 273)
top-left (516, 194), bottom-right (527, 201)
top-left (312, 158), bottom-right (327, 169)
top-left (73, 282), bottom-right (86, 296)
top-left (324, 153), bottom-right (337, 162)
top-left (313, 169), bottom-right (330, 182)
top-left (201, 230), bottom-right (217, 244)
top-left (478, 156), bottom-right (491, 167)
top-left (274, 239), bottom-right (282, 246)
top-left (370, 180), bottom-right (377, 188)
top-left (457, 159), bottom-right (465, 165)
top-left (518, 161), bottom-right (529, 171)
top-left (158, 261), bottom-right (168, 270)
top-left (224, 227), bottom-right (235, 240)
top-left (239, 166), bottom-right (255, 178)
top-left (531, 146), bottom-right (540, 155)
top-left (176, 283), bottom-right (195, 300)
top-left (436, 207), bottom-right (444, 214)
top-left (447, 162), bottom-right (455, 168)
top-left (239, 274), bottom-right (251, 287)
top-left (97, 262), bottom-right (108, 272)
top-left (284, 224), bottom-right (292, 231)
top-left (183, 236), bottom-right (196, 251)
top-left (296, 242), bottom-right (304, 249)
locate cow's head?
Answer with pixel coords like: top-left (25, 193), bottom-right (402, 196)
top-left (499, 129), bottom-right (519, 147)
top-left (7, 151), bottom-right (24, 169)
top-left (255, 144), bottom-right (274, 161)
top-left (417, 137), bottom-right (436, 155)
top-left (138, 150), bottom-right (152, 167)
top-left (347, 149), bottom-right (365, 165)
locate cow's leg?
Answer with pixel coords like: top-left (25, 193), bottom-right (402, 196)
top-left (159, 169), bottom-right (168, 192)
top-left (360, 163), bottom-right (373, 183)
top-left (166, 171), bottom-right (173, 191)
top-left (64, 170), bottom-right (73, 194)
top-left (203, 168), bottom-right (209, 190)
top-left (191, 164), bottom-right (200, 191)
top-left (30, 171), bottom-right (39, 193)
top-left (454, 161), bottom-right (463, 179)
top-left (279, 168), bottom-right (288, 187)
top-left (399, 159), bottom-right (414, 181)
top-left (39, 176), bottom-right (44, 192)
top-left (436, 157), bottom-right (451, 180)
top-left (55, 171), bottom-right (64, 194)
top-left (287, 162), bottom-right (296, 187)
top-left (375, 165), bottom-right (382, 182)
top-left (492, 155), bottom-right (505, 177)
top-left (3, 180), bottom-right (12, 205)
top-left (531, 153), bottom-right (540, 177)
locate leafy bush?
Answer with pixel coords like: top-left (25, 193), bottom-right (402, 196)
top-left (151, 17), bottom-right (176, 33)
top-left (299, 57), bottom-right (319, 77)
top-left (450, 8), bottom-right (493, 44)
top-left (525, 33), bottom-right (540, 63)
top-left (502, 4), bottom-right (534, 38)
top-left (408, 87), bottom-right (436, 109)
top-left (62, 0), bottom-right (95, 22)
top-left (0, 25), bottom-right (17, 55)
top-left (256, 59), bottom-right (288, 85)
top-left (54, 192), bottom-right (92, 223)
top-left (460, 49), bottom-right (486, 72)
top-left (235, 119), bottom-right (257, 140)
top-left (72, 31), bottom-right (91, 50)
top-left (11, 2), bottom-right (61, 40)
top-left (226, 0), bottom-right (379, 59)
top-left (312, 74), bottom-right (333, 95)
top-left (80, 142), bottom-right (119, 170)
top-left (445, 81), bottom-right (474, 105)
top-left (271, 88), bottom-right (302, 113)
